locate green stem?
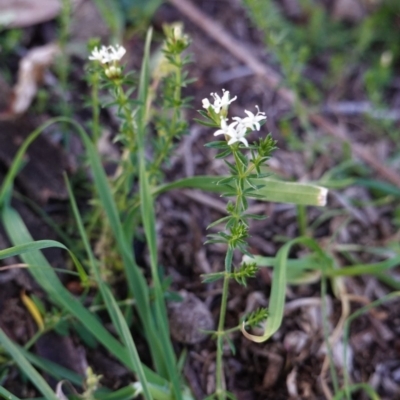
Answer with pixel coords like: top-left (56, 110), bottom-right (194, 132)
top-left (57, 0), bottom-right (73, 146)
top-left (150, 53), bottom-right (183, 183)
top-left (112, 82), bottom-right (138, 203)
top-left (232, 148), bottom-right (246, 215)
top-left (296, 204), bottom-right (307, 237)
top-left (91, 70), bottom-right (101, 144)
top-left (116, 83), bottom-right (137, 150)
top-left (215, 269), bottom-right (231, 400)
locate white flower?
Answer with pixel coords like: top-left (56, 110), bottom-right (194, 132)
top-left (233, 106), bottom-right (266, 131)
top-left (202, 89), bottom-right (237, 114)
top-left (214, 118), bottom-right (249, 147)
top-left (227, 123), bottom-right (248, 147)
top-left (89, 44), bottom-right (126, 64)
top-left (108, 44), bottom-right (126, 62)
top-left (173, 24), bottom-right (182, 39)
top-left (214, 118), bottom-right (237, 138)
top-left (88, 46), bottom-right (107, 63)
top-left (211, 89), bottom-right (237, 113)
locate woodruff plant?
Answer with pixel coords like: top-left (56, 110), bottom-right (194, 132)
top-left (86, 26), bottom-right (192, 400)
top-left (196, 92), bottom-right (277, 399)
top-left (0, 21), bottom-right (331, 400)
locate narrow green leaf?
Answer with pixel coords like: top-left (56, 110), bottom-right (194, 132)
top-left (201, 272), bottom-right (225, 283)
top-left (193, 118), bottom-right (218, 128)
top-left (18, 347), bottom-right (83, 387)
top-left (0, 386), bottom-right (22, 400)
top-left (248, 178), bottom-right (328, 206)
top-left (103, 286), bottom-right (153, 400)
top-left (154, 176), bottom-right (328, 206)
top-left (242, 237), bottom-right (331, 342)
top-left (65, 175), bottom-right (125, 340)
top-left (206, 216), bottom-right (231, 229)
top-left (341, 292), bottom-right (400, 400)
top-left (0, 329), bottom-right (58, 400)
top-left (137, 28), bottom-right (182, 399)
top-left (1, 205), bottom-right (168, 392)
top-left (204, 141), bottom-right (229, 149)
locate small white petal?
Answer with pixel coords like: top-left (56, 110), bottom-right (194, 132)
top-left (227, 136), bottom-right (249, 147)
top-left (110, 44), bottom-right (126, 61)
top-left (240, 107), bottom-right (266, 131)
top-left (204, 90), bottom-right (237, 114)
top-left (88, 47), bottom-right (104, 62)
top-left (202, 98), bottom-right (211, 109)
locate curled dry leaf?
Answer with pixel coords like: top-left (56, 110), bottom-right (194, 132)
top-left (8, 43), bottom-right (60, 117)
top-left (0, 0), bottom-right (61, 28)
top-left (55, 382), bottom-right (69, 400)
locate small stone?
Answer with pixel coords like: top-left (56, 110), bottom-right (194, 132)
top-left (168, 291), bottom-right (214, 344)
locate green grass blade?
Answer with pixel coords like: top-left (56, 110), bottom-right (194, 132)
top-left (0, 119), bottom-right (65, 207)
top-left (17, 347), bottom-right (83, 387)
top-left (249, 178), bottom-right (327, 206)
top-left (96, 383), bottom-right (188, 400)
top-left (64, 174), bottom-right (124, 339)
top-left (0, 329), bottom-right (58, 400)
top-left (0, 116), bottom-right (152, 330)
top-left (136, 28), bottom-right (182, 399)
top-left (247, 254), bottom-right (322, 284)
top-left (328, 257), bottom-right (400, 277)
top-left (242, 237), bottom-right (331, 342)
top-left (332, 384), bottom-right (380, 400)
top-left (102, 285), bottom-right (153, 400)
top-left (137, 27), bottom-right (152, 142)
top-left (0, 205), bottom-right (169, 393)
top-left (342, 292), bottom-right (400, 400)
top-left (0, 385), bottom-right (22, 400)
top-left (0, 239), bottom-right (88, 284)
top-left (250, 254), bottom-right (400, 283)
top-left (0, 240), bottom-right (67, 259)
top-left (154, 176), bottom-right (327, 206)
top-left (76, 119), bottom-right (166, 374)
top-left (0, 117), bottom-right (170, 390)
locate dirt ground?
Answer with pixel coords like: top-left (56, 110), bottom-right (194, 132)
top-left (1, 1), bottom-right (400, 399)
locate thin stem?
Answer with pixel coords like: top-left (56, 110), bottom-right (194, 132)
top-left (321, 272), bottom-right (340, 394)
top-left (112, 82), bottom-right (138, 202)
top-left (214, 147), bottom-right (249, 399)
top-left (296, 204), bottom-right (307, 237)
top-left (215, 270), bottom-right (231, 400)
top-left (90, 70), bottom-right (101, 143)
top-left (150, 53), bottom-right (183, 183)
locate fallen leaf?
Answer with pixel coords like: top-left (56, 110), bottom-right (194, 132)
top-left (332, 0), bottom-right (366, 22)
top-left (0, 0), bottom-right (61, 28)
top-left (8, 43), bottom-right (60, 116)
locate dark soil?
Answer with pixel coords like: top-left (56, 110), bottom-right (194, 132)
top-left (1, 1), bottom-right (400, 399)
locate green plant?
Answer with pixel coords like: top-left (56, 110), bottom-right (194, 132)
top-left (0, 24), bottom-right (329, 400)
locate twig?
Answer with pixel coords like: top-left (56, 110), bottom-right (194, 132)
top-left (168, 0), bottom-right (400, 188)
top-left (182, 189), bottom-right (227, 213)
top-left (323, 101), bottom-right (400, 121)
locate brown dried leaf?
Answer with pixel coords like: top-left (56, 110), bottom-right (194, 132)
top-left (332, 0), bottom-right (366, 22)
top-left (8, 43), bottom-right (60, 116)
top-left (0, 0), bottom-right (61, 28)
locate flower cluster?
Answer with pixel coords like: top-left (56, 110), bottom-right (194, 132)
top-left (202, 90), bottom-right (266, 147)
top-left (89, 44), bottom-right (126, 64)
top-left (89, 44), bottom-right (126, 79)
top-left (202, 89), bottom-right (237, 114)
